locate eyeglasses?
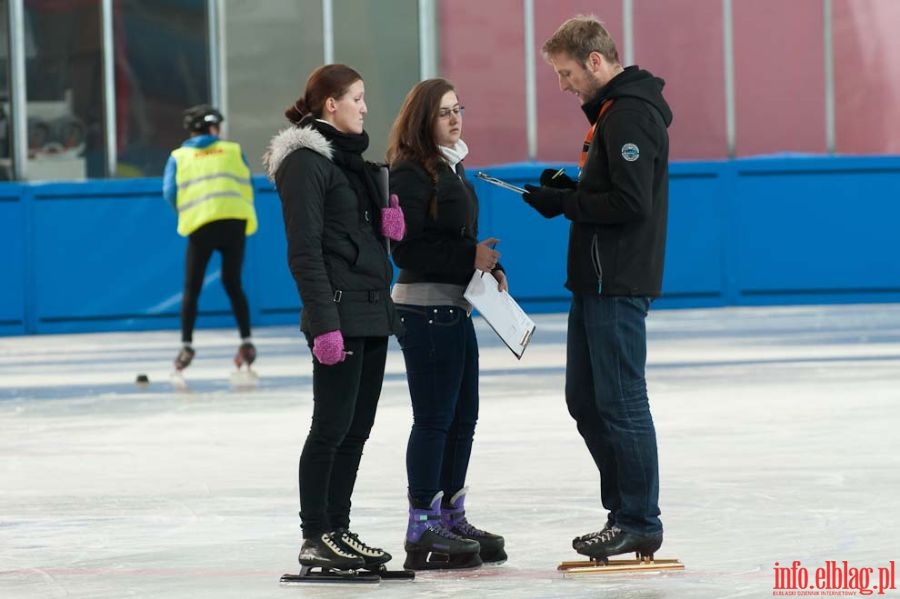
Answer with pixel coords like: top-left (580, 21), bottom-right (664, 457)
top-left (438, 106), bottom-right (465, 119)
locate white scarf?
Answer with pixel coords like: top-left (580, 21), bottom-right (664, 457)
top-left (439, 139), bottom-right (469, 170)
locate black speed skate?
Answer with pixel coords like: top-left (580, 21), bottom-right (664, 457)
top-left (576, 526), bottom-right (663, 562)
top-left (332, 529), bottom-right (415, 580)
top-left (280, 532), bottom-right (377, 584)
top-left (173, 345), bottom-right (195, 371)
top-left (170, 345), bottom-right (195, 391)
top-left (571, 515), bottom-right (616, 551)
top-left (230, 341), bottom-right (258, 389)
top-left (234, 341), bottom-right (256, 368)
top-left (332, 529), bottom-right (391, 568)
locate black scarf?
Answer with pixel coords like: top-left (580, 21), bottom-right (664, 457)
top-left (305, 118), bottom-right (383, 227)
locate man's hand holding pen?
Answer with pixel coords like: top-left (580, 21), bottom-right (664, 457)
top-left (540, 167), bottom-right (577, 190)
top-left (521, 167), bottom-right (572, 219)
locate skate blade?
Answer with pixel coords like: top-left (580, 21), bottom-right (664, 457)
top-left (404, 551), bottom-right (483, 571)
top-left (280, 571), bottom-right (379, 584)
top-left (169, 371), bottom-right (189, 392)
top-left (367, 567), bottom-right (415, 580)
top-left (229, 368), bottom-right (258, 390)
top-left (558, 558), bottom-right (684, 574)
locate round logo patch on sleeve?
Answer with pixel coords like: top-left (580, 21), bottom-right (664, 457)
top-left (621, 143), bottom-right (640, 161)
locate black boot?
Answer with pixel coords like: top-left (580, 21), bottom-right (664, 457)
top-left (571, 514), bottom-right (616, 551)
top-left (332, 529), bottom-right (392, 569)
top-left (576, 526), bottom-right (663, 562)
top-left (298, 532), bottom-right (365, 571)
top-left (441, 487), bottom-right (506, 564)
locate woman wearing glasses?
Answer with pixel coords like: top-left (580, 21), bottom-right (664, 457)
top-left (386, 78), bottom-right (507, 571)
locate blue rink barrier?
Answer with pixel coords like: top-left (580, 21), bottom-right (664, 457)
top-left (2, 155), bottom-right (900, 335)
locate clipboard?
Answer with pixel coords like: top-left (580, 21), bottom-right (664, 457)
top-left (464, 270), bottom-right (536, 359)
top-left (475, 172), bottom-right (527, 195)
top-left (374, 164), bottom-right (391, 253)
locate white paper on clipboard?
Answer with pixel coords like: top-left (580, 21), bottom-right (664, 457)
top-left (464, 270), bottom-right (536, 359)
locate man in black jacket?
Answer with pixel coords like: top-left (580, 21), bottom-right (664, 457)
top-left (521, 15), bottom-right (673, 562)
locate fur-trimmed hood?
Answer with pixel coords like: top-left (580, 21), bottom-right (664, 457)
top-left (263, 125), bottom-right (334, 181)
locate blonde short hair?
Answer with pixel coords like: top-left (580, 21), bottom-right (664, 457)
top-left (541, 15), bottom-right (619, 65)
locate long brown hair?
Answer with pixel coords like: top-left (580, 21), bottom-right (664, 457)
top-left (386, 78), bottom-right (457, 183)
top-left (285, 64), bottom-right (363, 124)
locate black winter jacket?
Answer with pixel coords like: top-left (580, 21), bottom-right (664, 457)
top-left (264, 125), bottom-right (399, 338)
top-left (390, 160), bottom-right (484, 286)
top-left (561, 66), bottom-right (672, 297)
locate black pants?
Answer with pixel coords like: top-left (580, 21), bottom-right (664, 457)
top-left (180, 219), bottom-right (251, 343)
top-left (298, 335), bottom-right (389, 538)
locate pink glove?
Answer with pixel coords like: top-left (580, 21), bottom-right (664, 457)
top-left (312, 330), bottom-right (346, 366)
top-left (380, 194), bottom-right (406, 241)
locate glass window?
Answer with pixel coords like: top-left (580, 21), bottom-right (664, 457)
top-left (333, 0), bottom-right (420, 162)
top-left (224, 0), bottom-right (323, 174)
top-left (23, 0), bottom-right (106, 180)
top-left (114, 0), bottom-right (210, 178)
top-left (0, 0), bottom-right (12, 180)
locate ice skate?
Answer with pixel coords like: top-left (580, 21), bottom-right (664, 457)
top-left (173, 345), bottom-right (195, 371)
top-left (233, 341), bottom-right (256, 368)
top-left (332, 529), bottom-right (414, 580)
top-left (170, 345), bottom-right (195, 391)
top-left (441, 487), bottom-right (506, 564)
top-left (404, 492), bottom-right (482, 571)
top-left (230, 341), bottom-right (258, 389)
top-left (280, 532), bottom-right (378, 584)
top-left (571, 515), bottom-right (615, 551)
top-left (559, 527), bottom-right (683, 574)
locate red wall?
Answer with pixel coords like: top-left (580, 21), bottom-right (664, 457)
top-left (834, 0), bottom-right (900, 154)
top-left (634, 0), bottom-right (727, 159)
top-left (439, 0), bottom-right (527, 166)
top-left (439, 0), bottom-right (900, 163)
top-left (733, 0), bottom-right (826, 156)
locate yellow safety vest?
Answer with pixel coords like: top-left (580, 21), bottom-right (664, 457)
top-left (172, 140), bottom-right (258, 237)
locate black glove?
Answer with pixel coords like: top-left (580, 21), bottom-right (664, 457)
top-left (523, 184), bottom-right (565, 218)
top-left (540, 168), bottom-right (577, 190)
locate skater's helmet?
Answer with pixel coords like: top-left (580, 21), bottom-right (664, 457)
top-left (183, 104), bottom-right (224, 133)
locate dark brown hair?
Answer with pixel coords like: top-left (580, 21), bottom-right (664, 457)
top-left (386, 78), bottom-right (457, 183)
top-left (285, 64), bottom-right (363, 124)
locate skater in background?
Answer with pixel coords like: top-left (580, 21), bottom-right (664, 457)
top-left (163, 104), bottom-right (258, 374)
top-left (520, 15), bottom-right (672, 562)
top-left (264, 64), bottom-right (406, 576)
top-left (386, 78), bottom-right (506, 571)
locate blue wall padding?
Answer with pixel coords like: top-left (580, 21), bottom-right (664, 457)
top-left (3, 155), bottom-right (900, 335)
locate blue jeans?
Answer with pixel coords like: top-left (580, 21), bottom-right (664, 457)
top-left (566, 294), bottom-right (662, 535)
top-left (396, 305), bottom-right (479, 506)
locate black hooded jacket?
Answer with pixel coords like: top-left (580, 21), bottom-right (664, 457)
top-left (263, 124), bottom-right (399, 338)
top-left (560, 65), bottom-right (673, 297)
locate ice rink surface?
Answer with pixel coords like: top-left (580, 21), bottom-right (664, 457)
top-left (1, 304), bottom-right (898, 599)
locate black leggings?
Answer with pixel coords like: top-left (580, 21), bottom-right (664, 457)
top-left (298, 335), bottom-right (389, 538)
top-left (180, 219), bottom-right (251, 343)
